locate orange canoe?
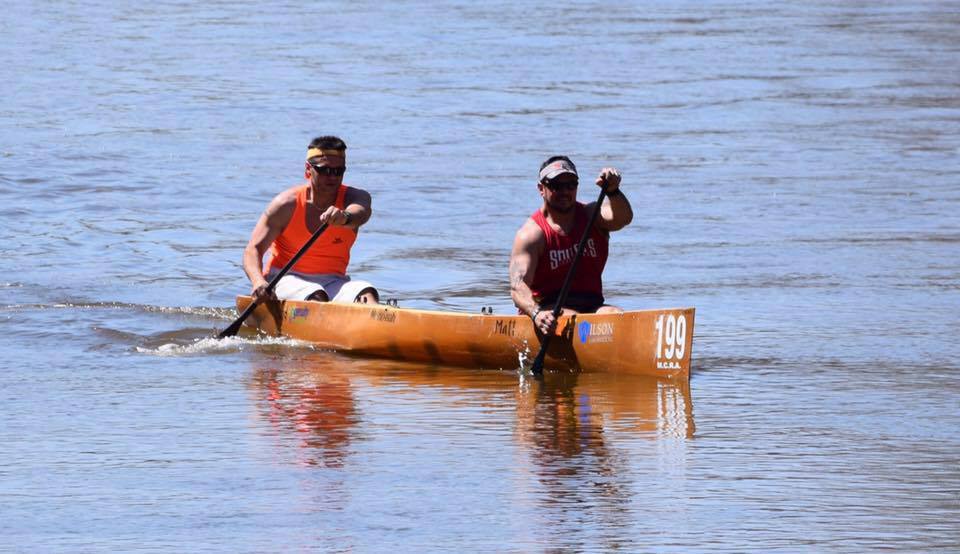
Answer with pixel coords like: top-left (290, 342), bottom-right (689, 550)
top-left (235, 296), bottom-right (695, 379)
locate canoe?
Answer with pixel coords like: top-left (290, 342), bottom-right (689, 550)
top-left (235, 296), bottom-right (695, 379)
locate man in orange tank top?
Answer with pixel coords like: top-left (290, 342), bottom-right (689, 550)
top-left (510, 156), bottom-right (633, 336)
top-left (242, 136), bottom-right (378, 304)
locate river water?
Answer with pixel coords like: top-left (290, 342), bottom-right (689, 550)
top-left (2, 1), bottom-right (958, 551)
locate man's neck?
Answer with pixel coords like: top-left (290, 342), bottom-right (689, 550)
top-left (308, 182), bottom-right (339, 208)
top-left (543, 203), bottom-right (577, 231)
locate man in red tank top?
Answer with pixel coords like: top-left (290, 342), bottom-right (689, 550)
top-left (242, 136), bottom-right (378, 304)
top-left (510, 156), bottom-right (633, 336)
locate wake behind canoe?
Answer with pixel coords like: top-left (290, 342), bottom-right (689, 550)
top-left (235, 296), bottom-right (694, 379)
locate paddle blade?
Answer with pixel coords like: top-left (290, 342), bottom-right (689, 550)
top-left (217, 299), bottom-right (259, 338)
top-left (529, 335), bottom-right (551, 375)
top-left (530, 350), bottom-right (547, 375)
top-left (217, 318), bottom-right (245, 339)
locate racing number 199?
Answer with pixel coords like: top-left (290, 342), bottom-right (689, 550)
top-left (655, 314), bottom-right (686, 360)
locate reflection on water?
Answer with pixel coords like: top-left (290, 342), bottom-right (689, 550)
top-left (517, 372), bottom-right (633, 530)
top-left (250, 364), bottom-right (359, 468)
top-left (516, 371), bottom-right (694, 457)
top-left (248, 352), bottom-right (693, 469)
top-left (514, 372), bottom-right (694, 535)
top-left (244, 354), bottom-right (695, 547)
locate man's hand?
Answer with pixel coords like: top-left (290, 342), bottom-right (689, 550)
top-left (320, 206), bottom-right (351, 227)
top-left (532, 309), bottom-right (558, 336)
top-left (251, 281), bottom-right (276, 303)
top-left (596, 167), bottom-right (621, 191)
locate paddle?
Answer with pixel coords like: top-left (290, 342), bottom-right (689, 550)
top-left (530, 184), bottom-right (609, 375)
top-left (217, 222), bottom-right (330, 338)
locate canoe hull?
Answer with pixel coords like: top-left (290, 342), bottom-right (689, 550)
top-left (235, 296), bottom-right (694, 379)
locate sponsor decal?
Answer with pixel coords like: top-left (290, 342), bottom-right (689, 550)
top-left (657, 361), bottom-right (682, 370)
top-left (495, 319), bottom-right (516, 337)
top-left (370, 309), bottom-right (397, 323)
top-left (577, 321), bottom-right (614, 344)
top-left (287, 307), bottom-right (309, 321)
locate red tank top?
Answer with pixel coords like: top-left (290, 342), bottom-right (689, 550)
top-left (267, 184), bottom-right (357, 275)
top-left (529, 203), bottom-right (609, 307)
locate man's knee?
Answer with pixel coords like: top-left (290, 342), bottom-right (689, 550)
top-left (306, 290), bottom-right (329, 302)
top-left (354, 287), bottom-right (379, 304)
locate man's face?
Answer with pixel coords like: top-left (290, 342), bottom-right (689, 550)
top-left (306, 154), bottom-right (346, 188)
top-left (539, 174), bottom-right (579, 213)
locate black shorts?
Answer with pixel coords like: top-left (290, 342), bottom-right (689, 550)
top-left (535, 291), bottom-right (605, 314)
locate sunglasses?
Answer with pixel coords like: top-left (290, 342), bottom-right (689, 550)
top-left (542, 179), bottom-right (578, 192)
top-left (309, 162), bottom-right (346, 176)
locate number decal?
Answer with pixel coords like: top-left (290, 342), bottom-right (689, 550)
top-left (664, 314), bottom-right (675, 359)
top-left (655, 314), bottom-right (687, 361)
top-left (655, 315), bottom-right (663, 359)
top-left (675, 315), bottom-right (686, 359)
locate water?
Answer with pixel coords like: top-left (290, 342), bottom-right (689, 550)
top-left (2, 0), bottom-right (958, 551)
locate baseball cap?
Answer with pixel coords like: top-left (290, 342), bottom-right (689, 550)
top-left (538, 158), bottom-right (578, 182)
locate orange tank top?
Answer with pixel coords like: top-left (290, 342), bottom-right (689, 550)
top-left (267, 184), bottom-right (357, 276)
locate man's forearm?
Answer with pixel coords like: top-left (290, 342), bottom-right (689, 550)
top-left (604, 189), bottom-right (633, 228)
top-left (243, 247), bottom-right (267, 287)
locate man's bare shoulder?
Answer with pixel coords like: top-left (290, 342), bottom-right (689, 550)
top-left (343, 184), bottom-right (372, 206)
top-left (263, 184), bottom-right (303, 220)
top-left (513, 217), bottom-right (546, 252)
top-left (274, 184), bottom-right (304, 204)
top-left (516, 217), bottom-right (545, 240)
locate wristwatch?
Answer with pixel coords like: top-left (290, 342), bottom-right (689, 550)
top-left (342, 211), bottom-right (352, 225)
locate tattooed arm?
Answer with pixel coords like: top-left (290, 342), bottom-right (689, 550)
top-left (509, 219), bottom-right (556, 335)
